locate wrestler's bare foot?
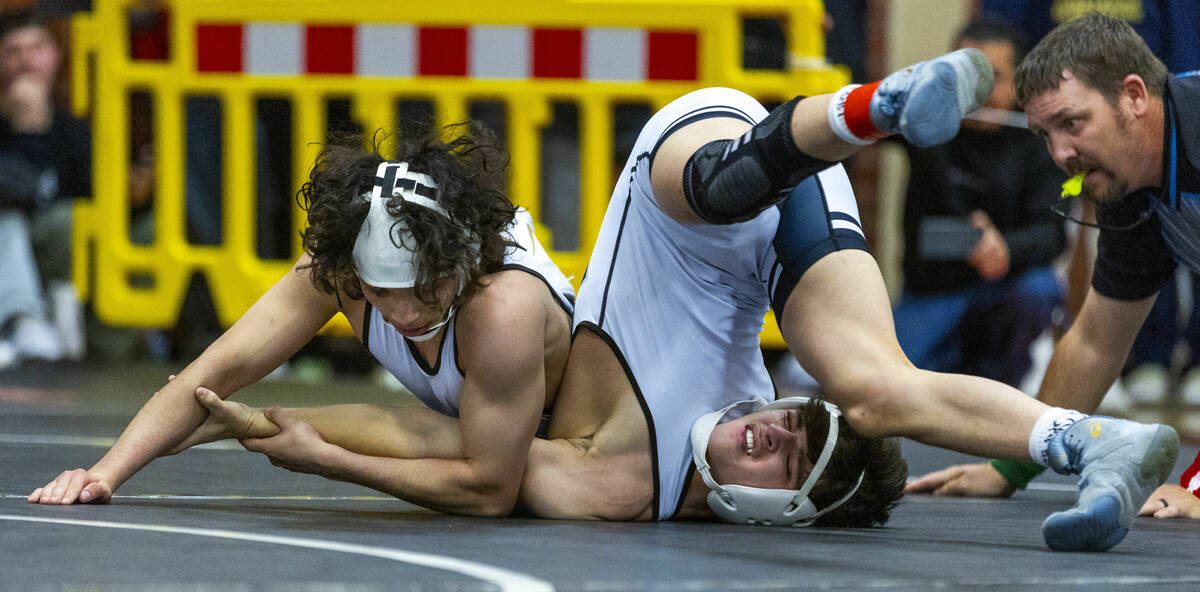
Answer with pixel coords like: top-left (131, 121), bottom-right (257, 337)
top-left (167, 388), bottom-right (274, 454)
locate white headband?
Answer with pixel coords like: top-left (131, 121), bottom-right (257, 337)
top-left (352, 161), bottom-right (448, 289)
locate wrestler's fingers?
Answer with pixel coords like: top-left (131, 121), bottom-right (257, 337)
top-left (40, 475), bottom-right (71, 504)
top-left (933, 476), bottom-right (973, 497)
top-left (1139, 497), bottom-right (1164, 516)
top-left (78, 481), bottom-right (110, 504)
top-left (195, 386), bottom-right (221, 407)
top-left (261, 406), bottom-right (290, 427)
top-left (1153, 504), bottom-right (1180, 519)
top-left (57, 471), bottom-right (94, 505)
top-left (27, 487), bottom-right (44, 503)
top-left (241, 436), bottom-right (267, 453)
top-left (904, 468), bottom-right (956, 493)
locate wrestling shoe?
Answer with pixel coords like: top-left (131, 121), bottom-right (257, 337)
top-left (1041, 418), bottom-right (1178, 551)
top-left (870, 48), bottom-right (993, 147)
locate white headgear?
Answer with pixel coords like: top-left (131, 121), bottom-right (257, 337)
top-left (352, 161), bottom-right (464, 342)
top-left (690, 396), bottom-right (865, 526)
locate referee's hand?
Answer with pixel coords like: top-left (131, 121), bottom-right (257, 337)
top-left (1138, 484), bottom-right (1200, 519)
top-left (905, 462), bottom-right (1016, 497)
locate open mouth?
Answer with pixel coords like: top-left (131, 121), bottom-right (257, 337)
top-left (744, 427), bottom-right (754, 455)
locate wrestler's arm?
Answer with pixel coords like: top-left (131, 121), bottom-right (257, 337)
top-left (28, 255), bottom-right (338, 505)
top-left (245, 275), bottom-right (547, 516)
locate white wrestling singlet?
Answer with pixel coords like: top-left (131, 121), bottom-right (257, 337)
top-left (363, 208), bottom-right (575, 416)
top-left (574, 87), bottom-right (865, 520)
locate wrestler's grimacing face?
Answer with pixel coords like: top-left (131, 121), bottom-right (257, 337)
top-left (708, 408), bottom-right (812, 490)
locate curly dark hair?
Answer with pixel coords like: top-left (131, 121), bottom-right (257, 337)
top-left (297, 121), bottom-right (518, 306)
top-left (797, 399), bottom-right (907, 528)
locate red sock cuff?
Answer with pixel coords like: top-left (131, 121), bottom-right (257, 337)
top-left (1182, 449), bottom-right (1200, 498)
top-left (842, 80), bottom-right (884, 140)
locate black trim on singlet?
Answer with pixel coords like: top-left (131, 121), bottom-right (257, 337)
top-left (404, 321), bottom-right (448, 376)
top-left (452, 314), bottom-right (466, 378)
top-left (672, 461), bottom-right (698, 520)
top-left (766, 258), bottom-right (783, 309)
top-left (575, 320), bottom-right (661, 521)
top-left (450, 263), bottom-right (575, 378)
top-left (499, 263), bottom-right (575, 317)
top-left (830, 211), bottom-right (863, 232)
top-left (597, 178), bottom-right (637, 329)
top-left (361, 301), bottom-right (374, 350)
top-left (819, 177), bottom-right (835, 236)
top-left (647, 106), bottom-right (758, 175)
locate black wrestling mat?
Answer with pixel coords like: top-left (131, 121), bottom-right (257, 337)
top-left (3, 361), bottom-right (1198, 591)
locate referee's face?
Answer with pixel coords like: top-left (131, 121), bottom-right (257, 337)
top-left (1026, 71), bottom-right (1152, 205)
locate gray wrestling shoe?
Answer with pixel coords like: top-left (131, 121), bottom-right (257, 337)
top-left (1042, 418), bottom-right (1178, 552)
top-left (869, 48), bottom-right (994, 148)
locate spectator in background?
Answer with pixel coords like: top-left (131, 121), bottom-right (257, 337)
top-left (982, 0), bottom-right (1200, 407)
top-left (891, 19), bottom-right (1066, 387)
top-left (980, 0), bottom-right (1200, 76)
top-left (0, 10), bottom-right (88, 367)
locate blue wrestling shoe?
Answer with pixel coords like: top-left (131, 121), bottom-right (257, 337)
top-left (1042, 419), bottom-right (1179, 552)
top-left (869, 48), bottom-right (994, 148)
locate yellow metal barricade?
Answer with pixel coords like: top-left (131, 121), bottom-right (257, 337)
top-left (71, 0), bottom-right (848, 345)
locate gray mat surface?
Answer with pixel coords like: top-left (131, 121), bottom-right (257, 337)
top-left (3, 361), bottom-right (1198, 591)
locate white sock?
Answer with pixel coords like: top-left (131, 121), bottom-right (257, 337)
top-left (1028, 407), bottom-right (1086, 471)
top-left (826, 84), bottom-right (875, 146)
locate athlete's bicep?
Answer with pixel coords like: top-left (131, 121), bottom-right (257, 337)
top-left (454, 299), bottom-right (547, 496)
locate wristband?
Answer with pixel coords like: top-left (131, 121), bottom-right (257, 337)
top-left (989, 459), bottom-right (1046, 490)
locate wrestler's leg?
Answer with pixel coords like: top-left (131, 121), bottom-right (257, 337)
top-left (651, 49), bottom-right (994, 225)
top-left (778, 249), bottom-right (1042, 458)
top-left (780, 250), bottom-right (1178, 550)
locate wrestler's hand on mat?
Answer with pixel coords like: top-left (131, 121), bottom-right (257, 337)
top-left (165, 387), bottom-right (266, 455)
top-left (1138, 484), bottom-right (1200, 519)
top-left (28, 469), bottom-right (113, 505)
top-left (241, 407), bottom-right (336, 476)
top-left (905, 462), bottom-right (1016, 497)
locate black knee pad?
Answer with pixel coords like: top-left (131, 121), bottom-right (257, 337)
top-left (682, 97), bottom-right (837, 224)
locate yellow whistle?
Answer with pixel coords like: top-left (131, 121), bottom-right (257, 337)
top-left (1061, 173), bottom-right (1084, 198)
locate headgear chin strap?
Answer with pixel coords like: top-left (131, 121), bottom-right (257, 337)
top-left (690, 396), bottom-right (865, 527)
top-left (403, 303), bottom-right (456, 343)
top-left (353, 161), bottom-right (469, 343)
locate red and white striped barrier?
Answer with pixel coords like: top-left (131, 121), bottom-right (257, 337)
top-left (195, 22), bottom-right (699, 81)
